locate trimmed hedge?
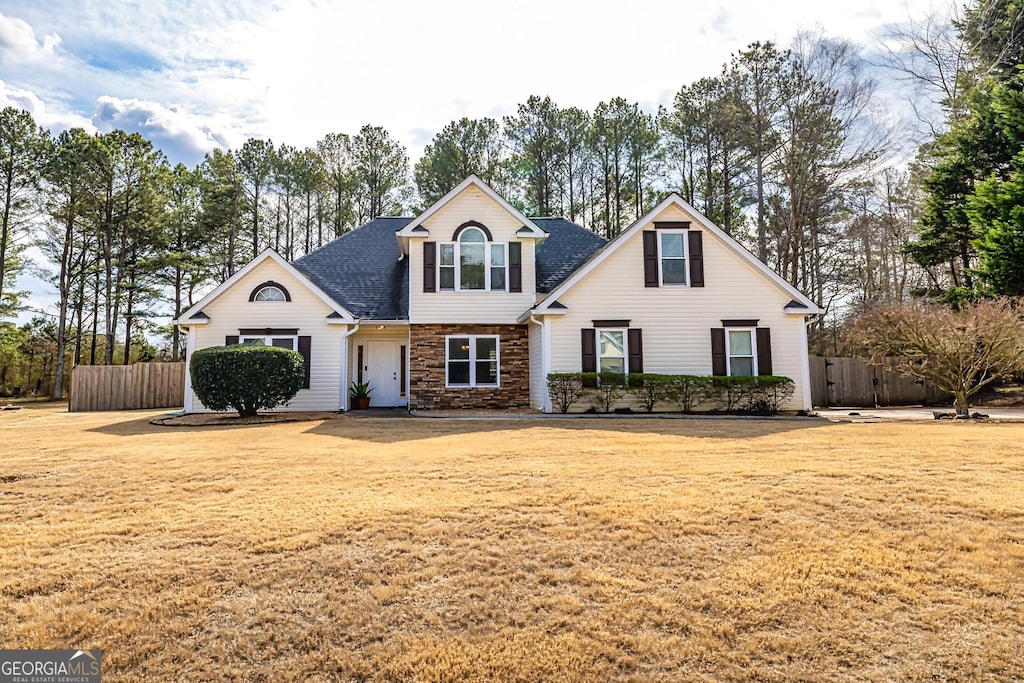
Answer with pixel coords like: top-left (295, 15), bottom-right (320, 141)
top-left (545, 372), bottom-right (796, 414)
top-left (190, 344), bottom-right (305, 417)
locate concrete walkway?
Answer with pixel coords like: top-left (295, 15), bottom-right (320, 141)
top-left (814, 406), bottom-right (1024, 422)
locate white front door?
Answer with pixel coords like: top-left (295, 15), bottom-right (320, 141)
top-left (365, 340), bottom-right (402, 407)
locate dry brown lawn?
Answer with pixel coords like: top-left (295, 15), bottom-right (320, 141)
top-left (2, 404), bottom-right (1023, 682)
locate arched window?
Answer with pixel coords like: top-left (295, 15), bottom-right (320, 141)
top-left (459, 228), bottom-right (486, 290)
top-left (436, 224), bottom-right (507, 292)
top-left (248, 281), bottom-right (291, 302)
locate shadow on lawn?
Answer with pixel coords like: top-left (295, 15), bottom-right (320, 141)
top-left (303, 414), bottom-right (833, 444)
top-left (86, 411), bottom-right (832, 442)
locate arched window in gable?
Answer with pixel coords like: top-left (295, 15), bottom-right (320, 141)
top-left (249, 281), bottom-right (291, 302)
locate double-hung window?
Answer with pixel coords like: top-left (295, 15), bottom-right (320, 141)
top-left (438, 228), bottom-right (507, 291)
top-left (446, 335), bottom-right (499, 387)
top-left (727, 329), bottom-right (755, 376)
top-left (597, 329), bottom-right (626, 374)
top-left (658, 231), bottom-right (687, 285)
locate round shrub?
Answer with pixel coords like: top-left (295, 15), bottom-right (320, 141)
top-left (190, 344), bottom-right (304, 417)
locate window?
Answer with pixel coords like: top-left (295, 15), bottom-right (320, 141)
top-left (240, 334), bottom-right (297, 351)
top-left (446, 335), bottom-right (499, 387)
top-left (643, 229), bottom-right (704, 288)
top-left (437, 228), bottom-right (507, 291)
top-left (597, 330), bottom-right (626, 374)
top-left (659, 231), bottom-right (687, 285)
top-left (727, 329), bottom-right (755, 376)
top-left (249, 281), bottom-right (291, 301)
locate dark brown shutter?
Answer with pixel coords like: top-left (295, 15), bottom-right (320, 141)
top-left (688, 231), bottom-right (704, 287)
top-left (643, 231), bottom-right (659, 287)
top-left (509, 242), bottom-right (522, 292)
top-left (711, 328), bottom-right (727, 376)
top-left (225, 335), bottom-right (239, 345)
top-left (628, 328), bottom-right (643, 374)
top-left (756, 327), bottom-right (773, 376)
top-left (298, 336), bottom-right (312, 389)
top-left (423, 241), bottom-right (436, 292)
top-left (581, 328), bottom-right (597, 372)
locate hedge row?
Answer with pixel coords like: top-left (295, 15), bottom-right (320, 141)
top-left (546, 372), bottom-right (796, 415)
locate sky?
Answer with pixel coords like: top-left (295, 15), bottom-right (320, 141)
top-left (2, 0), bottom-right (938, 322)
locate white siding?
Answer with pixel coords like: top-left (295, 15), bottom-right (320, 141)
top-left (547, 204), bottom-right (810, 410)
top-left (409, 185), bottom-right (537, 324)
top-left (189, 259), bottom-right (346, 412)
top-left (528, 320), bottom-right (544, 410)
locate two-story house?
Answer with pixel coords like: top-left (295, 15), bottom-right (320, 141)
top-left (175, 175), bottom-right (821, 413)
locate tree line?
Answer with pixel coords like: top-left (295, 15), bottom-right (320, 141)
top-left (1, 0), bottom-right (1022, 399)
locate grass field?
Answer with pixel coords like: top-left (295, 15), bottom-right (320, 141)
top-left (2, 404), bottom-right (1023, 682)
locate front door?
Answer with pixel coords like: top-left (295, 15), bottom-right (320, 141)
top-left (365, 340), bottom-right (402, 407)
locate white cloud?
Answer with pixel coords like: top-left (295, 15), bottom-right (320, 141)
top-left (91, 96), bottom-right (235, 164)
top-left (0, 12), bottom-right (59, 63)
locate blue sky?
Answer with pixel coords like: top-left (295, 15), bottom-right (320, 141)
top-left (1, 0), bottom-right (937, 167)
top-left (3, 0), bottom-right (936, 321)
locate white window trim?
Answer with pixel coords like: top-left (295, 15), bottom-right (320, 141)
top-left (253, 285), bottom-right (288, 301)
top-left (657, 229), bottom-right (688, 286)
top-left (726, 328), bottom-right (757, 377)
top-left (596, 328), bottom-right (628, 375)
top-left (445, 334), bottom-right (501, 387)
top-left (437, 228), bottom-right (508, 292)
top-left (240, 334), bottom-right (299, 351)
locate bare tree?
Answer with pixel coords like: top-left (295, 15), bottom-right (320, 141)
top-left (854, 298), bottom-right (1024, 416)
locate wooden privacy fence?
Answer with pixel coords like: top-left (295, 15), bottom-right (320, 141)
top-left (809, 356), bottom-right (948, 408)
top-left (70, 362), bottom-right (186, 412)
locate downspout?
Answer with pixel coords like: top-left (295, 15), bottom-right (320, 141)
top-left (529, 313), bottom-right (551, 413)
top-left (340, 323), bottom-right (360, 411)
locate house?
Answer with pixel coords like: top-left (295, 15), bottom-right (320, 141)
top-left (174, 175), bottom-right (822, 413)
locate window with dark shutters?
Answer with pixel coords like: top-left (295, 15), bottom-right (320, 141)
top-left (423, 241), bottom-right (436, 292)
top-left (644, 228), bottom-right (705, 287)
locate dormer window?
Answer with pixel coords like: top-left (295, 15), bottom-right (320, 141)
top-left (249, 281), bottom-right (291, 302)
top-left (423, 222), bottom-right (523, 293)
top-left (437, 226), bottom-right (507, 292)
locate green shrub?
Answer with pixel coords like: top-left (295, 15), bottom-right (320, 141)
top-left (190, 344), bottom-right (305, 417)
top-left (547, 373), bottom-right (585, 414)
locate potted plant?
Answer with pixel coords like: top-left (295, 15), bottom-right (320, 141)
top-left (349, 380), bottom-right (372, 410)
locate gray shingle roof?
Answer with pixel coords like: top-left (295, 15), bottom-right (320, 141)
top-left (294, 217), bottom-right (413, 320)
top-left (533, 218), bottom-right (608, 293)
top-left (292, 216), bottom-right (606, 319)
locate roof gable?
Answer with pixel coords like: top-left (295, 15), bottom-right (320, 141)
top-left (398, 175), bottom-right (546, 239)
top-left (534, 194), bottom-right (821, 314)
top-left (176, 249), bottom-right (356, 324)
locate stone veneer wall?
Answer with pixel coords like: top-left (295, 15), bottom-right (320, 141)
top-left (409, 324), bottom-right (530, 410)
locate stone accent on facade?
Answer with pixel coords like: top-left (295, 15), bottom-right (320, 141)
top-left (409, 324), bottom-right (530, 410)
